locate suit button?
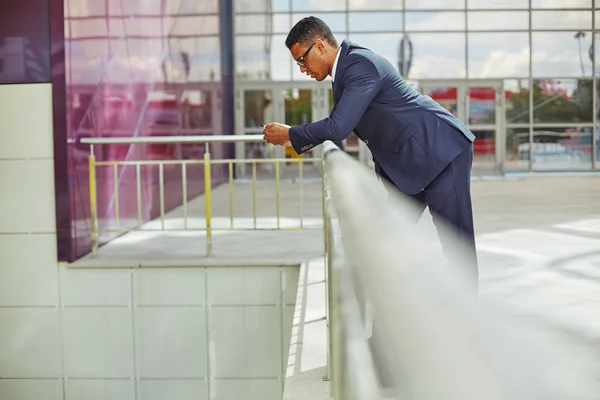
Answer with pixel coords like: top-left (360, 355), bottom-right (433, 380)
top-left (364, 140), bottom-right (369, 144)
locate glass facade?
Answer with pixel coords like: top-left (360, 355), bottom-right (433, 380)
top-left (58, 0), bottom-right (227, 260)
top-left (234, 0), bottom-right (598, 172)
top-left (0, 0), bottom-right (51, 84)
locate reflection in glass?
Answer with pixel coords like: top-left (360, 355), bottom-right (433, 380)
top-left (406, 12), bottom-right (465, 31)
top-left (291, 0), bottom-right (346, 11)
top-left (236, 14), bottom-right (272, 34)
top-left (467, 0), bottom-right (528, 8)
top-left (467, 11), bottom-right (529, 31)
top-left (531, 0), bottom-right (591, 8)
top-left (284, 88), bottom-right (313, 126)
top-left (404, 33), bottom-right (466, 78)
top-left (180, 0), bottom-right (218, 13)
top-left (531, 127), bottom-right (593, 170)
top-left (349, 0), bottom-right (402, 10)
top-left (236, 34), bottom-right (290, 80)
top-left (505, 79), bottom-right (530, 124)
top-left (0, 2), bottom-right (51, 83)
top-left (182, 89), bottom-right (214, 131)
top-left (272, 14), bottom-right (292, 33)
top-left (468, 87), bottom-right (496, 125)
top-left (348, 12), bottom-right (403, 32)
top-left (505, 127), bottom-right (530, 171)
top-left (63, 0), bottom-right (224, 259)
top-left (468, 33), bottom-right (529, 78)
top-left (422, 86), bottom-right (460, 117)
top-left (244, 90), bottom-right (274, 128)
top-left (235, 0), bottom-right (289, 13)
top-left (171, 16), bottom-right (219, 35)
top-left (531, 11), bottom-right (592, 30)
top-left (471, 129), bottom-right (497, 175)
top-left (291, 13), bottom-right (346, 32)
top-left (532, 79), bottom-right (593, 123)
top-left (532, 32), bottom-right (593, 77)
top-left (175, 37), bottom-right (221, 82)
top-left (405, 0), bottom-right (465, 9)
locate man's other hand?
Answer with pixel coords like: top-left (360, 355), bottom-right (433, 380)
top-left (263, 123), bottom-right (292, 146)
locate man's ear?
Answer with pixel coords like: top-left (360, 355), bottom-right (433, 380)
top-left (316, 39), bottom-right (326, 53)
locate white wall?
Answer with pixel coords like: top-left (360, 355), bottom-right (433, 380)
top-left (0, 83), bottom-right (299, 400)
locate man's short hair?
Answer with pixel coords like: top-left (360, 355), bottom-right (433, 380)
top-left (285, 16), bottom-right (338, 49)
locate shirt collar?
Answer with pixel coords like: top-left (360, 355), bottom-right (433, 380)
top-left (331, 47), bottom-right (341, 82)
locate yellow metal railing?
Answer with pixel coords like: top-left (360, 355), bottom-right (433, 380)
top-left (82, 135), bottom-right (322, 257)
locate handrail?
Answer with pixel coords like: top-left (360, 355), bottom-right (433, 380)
top-left (81, 134), bottom-right (265, 145)
top-left (321, 141), bottom-right (597, 399)
top-left (84, 135), bottom-right (321, 257)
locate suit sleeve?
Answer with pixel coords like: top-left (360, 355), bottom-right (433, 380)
top-left (288, 58), bottom-right (382, 154)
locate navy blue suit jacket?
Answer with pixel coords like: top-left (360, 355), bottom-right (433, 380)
top-left (289, 40), bottom-right (476, 195)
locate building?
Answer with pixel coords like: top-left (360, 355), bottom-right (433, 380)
top-left (0, 1), bottom-right (598, 399)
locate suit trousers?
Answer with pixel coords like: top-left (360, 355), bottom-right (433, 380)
top-left (369, 145), bottom-right (478, 388)
top-left (378, 144), bottom-right (479, 287)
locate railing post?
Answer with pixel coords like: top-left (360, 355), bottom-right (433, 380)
top-left (88, 150), bottom-right (98, 256)
top-left (204, 146), bottom-right (213, 257)
top-left (323, 157), bottom-right (334, 391)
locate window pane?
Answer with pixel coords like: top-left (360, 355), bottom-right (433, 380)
top-left (532, 32), bottom-right (593, 77)
top-left (236, 14), bottom-right (290, 34)
top-left (531, 0), bottom-right (592, 8)
top-left (468, 33), bottom-right (529, 78)
top-left (181, 0), bottom-right (219, 13)
top-left (291, 13), bottom-right (347, 32)
top-left (371, 33), bottom-right (466, 78)
top-left (505, 127), bottom-right (530, 172)
top-left (235, 0), bottom-right (289, 13)
top-left (348, 12), bottom-right (403, 32)
top-left (243, 90), bottom-right (274, 128)
top-left (406, 12), bottom-right (465, 31)
top-left (273, 14), bottom-right (292, 33)
top-left (405, 0), bottom-right (465, 9)
top-left (172, 16), bottom-right (219, 35)
top-left (236, 15), bottom-right (269, 34)
top-left (505, 79), bottom-right (530, 124)
top-left (236, 34), bottom-right (291, 81)
top-left (531, 127), bottom-right (593, 171)
top-left (348, 34), bottom-right (401, 75)
top-left (531, 11), bottom-right (592, 30)
top-left (467, 11), bottom-right (529, 31)
top-left (348, 0), bottom-right (403, 10)
top-left (292, 0), bottom-right (346, 11)
top-left (533, 79), bottom-right (593, 123)
top-left (176, 37), bottom-right (221, 82)
top-left (467, 0), bottom-right (528, 8)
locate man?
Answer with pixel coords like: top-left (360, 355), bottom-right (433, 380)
top-left (263, 16), bottom-right (479, 390)
top-left (263, 17), bottom-right (478, 285)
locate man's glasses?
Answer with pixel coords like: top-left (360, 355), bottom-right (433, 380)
top-left (296, 42), bottom-right (315, 67)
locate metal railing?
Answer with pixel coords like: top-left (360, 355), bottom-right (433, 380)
top-left (322, 141), bottom-right (598, 400)
top-left (81, 135), bottom-right (321, 256)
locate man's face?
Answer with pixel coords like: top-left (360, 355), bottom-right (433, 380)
top-left (290, 40), bottom-right (328, 81)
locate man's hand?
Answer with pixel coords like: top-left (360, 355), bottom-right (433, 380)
top-left (263, 123), bottom-right (292, 146)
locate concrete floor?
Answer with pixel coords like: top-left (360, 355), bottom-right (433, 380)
top-left (72, 174), bottom-right (600, 399)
